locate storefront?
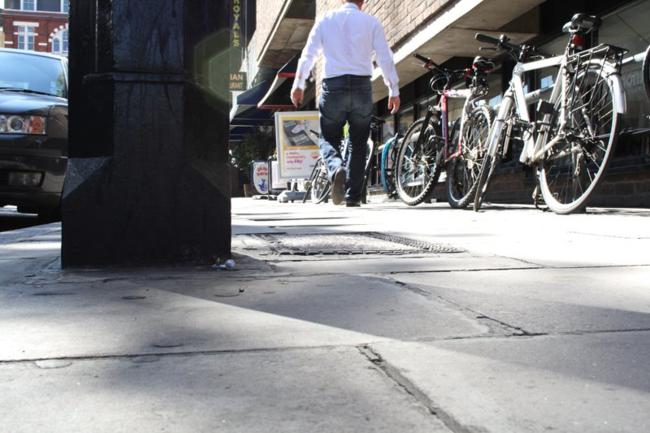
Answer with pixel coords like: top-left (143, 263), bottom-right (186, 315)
top-left (371, 0), bottom-right (650, 206)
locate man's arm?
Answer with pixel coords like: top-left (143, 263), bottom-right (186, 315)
top-left (372, 20), bottom-right (401, 113)
top-left (291, 20), bottom-right (323, 107)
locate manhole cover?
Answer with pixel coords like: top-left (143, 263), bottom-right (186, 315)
top-left (255, 232), bottom-right (463, 256)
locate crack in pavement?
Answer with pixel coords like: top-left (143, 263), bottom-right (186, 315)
top-left (358, 345), bottom-right (486, 433)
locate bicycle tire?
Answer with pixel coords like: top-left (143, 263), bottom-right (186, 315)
top-left (302, 159), bottom-right (320, 203)
top-left (447, 105), bottom-right (494, 209)
top-left (642, 45), bottom-right (650, 99)
top-left (538, 66), bottom-right (621, 214)
top-left (395, 118), bottom-right (442, 206)
top-left (472, 152), bottom-right (498, 212)
top-left (310, 158), bottom-right (331, 204)
top-left (380, 135), bottom-right (400, 196)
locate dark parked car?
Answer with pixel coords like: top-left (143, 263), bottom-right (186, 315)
top-left (0, 48), bottom-right (68, 218)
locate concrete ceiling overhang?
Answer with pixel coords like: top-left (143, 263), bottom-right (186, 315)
top-left (261, 17), bottom-right (314, 69)
top-left (371, 0), bottom-right (546, 102)
top-left (257, 0), bottom-right (315, 70)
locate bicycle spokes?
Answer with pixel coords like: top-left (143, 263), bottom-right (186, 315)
top-left (542, 68), bottom-right (616, 208)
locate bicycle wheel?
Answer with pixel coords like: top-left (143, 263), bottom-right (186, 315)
top-left (395, 117), bottom-right (442, 206)
top-left (310, 158), bottom-right (331, 204)
top-left (447, 105), bottom-right (493, 209)
top-left (302, 159), bottom-right (319, 203)
top-left (380, 135), bottom-right (400, 197)
top-left (538, 66), bottom-right (621, 214)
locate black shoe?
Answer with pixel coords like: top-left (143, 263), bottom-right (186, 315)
top-left (331, 168), bottom-right (346, 205)
top-left (345, 201), bottom-right (361, 207)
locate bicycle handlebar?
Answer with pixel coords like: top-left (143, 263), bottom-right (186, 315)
top-left (475, 33), bottom-right (501, 46)
top-left (475, 32), bottom-right (522, 55)
top-left (413, 53), bottom-right (446, 72)
top-left (414, 53), bottom-right (431, 64)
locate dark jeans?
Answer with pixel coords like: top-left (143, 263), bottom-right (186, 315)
top-left (319, 75), bottom-right (373, 202)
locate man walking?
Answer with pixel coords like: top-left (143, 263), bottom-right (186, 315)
top-left (291, 0), bottom-right (400, 206)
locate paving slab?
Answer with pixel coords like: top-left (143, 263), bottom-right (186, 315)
top-left (266, 254), bottom-right (537, 275)
top-left (390, 266), bottom-right (650, 334)
top-left (0, 346), bottom-right (452, 433)
top-left (371, 332), bottom-right (650, 433)
top-left (156, 273), bottom-right (487, 341)
top-left (0, 279), bottom-right (380, 361)
top-left (0, 269), bottom-right (488, 361)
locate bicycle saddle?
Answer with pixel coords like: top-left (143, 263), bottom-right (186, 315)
top-left (562, 13), bottom-right (601, 34)
top-left (472, 56), bottom-right (495, 72)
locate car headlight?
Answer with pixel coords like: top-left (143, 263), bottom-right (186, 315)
top-left (0, 115), bottom-right (47, 135)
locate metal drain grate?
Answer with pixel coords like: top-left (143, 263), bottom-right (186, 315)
top-left (254, 232), bottom-right (463, 256)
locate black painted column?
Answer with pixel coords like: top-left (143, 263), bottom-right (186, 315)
top-left (62, 0), bottom-right (232, 266)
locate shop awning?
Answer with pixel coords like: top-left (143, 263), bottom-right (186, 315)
top-left (230, 80), bottom-right (273, 120)
top-left (229, 126), bottom-right (253, 143)
top-left (230, 107), bottom-right (274, 128)
top-left (257, 56), bottom-right (298, 110)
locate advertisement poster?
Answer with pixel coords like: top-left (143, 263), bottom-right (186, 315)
top-left (251, 161), bottom-right (269, 195)
top-left (274, 111), bottom-right (321, 180)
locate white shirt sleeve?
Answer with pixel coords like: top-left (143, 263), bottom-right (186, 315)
top-left (372, 20), bottom-right (400, 98)
top-left (292, 20), bottom-right (323, 91)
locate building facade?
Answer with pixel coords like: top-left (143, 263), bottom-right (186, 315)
top-left (0, 0), bottom-right (68, 55)
top-left (230, 0), bottom-right (316, 136)
top-left (314, 0), bottom-right (650, 207)
top-left (232, 0), bottom-right (650, 206)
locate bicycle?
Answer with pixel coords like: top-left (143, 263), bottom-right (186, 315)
top-left (394, 54), bottom-right (494, 207)
top-left (303, 117), bottom-right (385, 204)
top-left (379, 132), bottom-right (401, 199)
top-left (472, 13), bottom-right (629, 214)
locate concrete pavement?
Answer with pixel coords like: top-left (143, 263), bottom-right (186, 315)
top-left (1, 198), bottom-right (649, 432)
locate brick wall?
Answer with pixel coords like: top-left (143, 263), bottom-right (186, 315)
top-left (317, 0), bottom-right (453, 50)
top-left (0, 12), bottom-right (67, 53)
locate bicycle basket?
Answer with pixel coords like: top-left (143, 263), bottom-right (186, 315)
top-left (568, 43), bottom-right (628, 71)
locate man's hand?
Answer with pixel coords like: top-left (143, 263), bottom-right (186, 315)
top-left (388, 96), bottom-right (401, 114)
top-left (291, 88), bottom-right (304, 108)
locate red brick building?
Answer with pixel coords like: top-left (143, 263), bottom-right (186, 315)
top-left (0, 0), bottom-right (69, 55)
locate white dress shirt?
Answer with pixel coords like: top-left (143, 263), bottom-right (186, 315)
top-left (292, 2), bottom-right (400, 97)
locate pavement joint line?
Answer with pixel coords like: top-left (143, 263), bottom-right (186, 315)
top-left (388, 266), bottom-right (544, 275)
top-left (0, 343), bottom-right (382, 366)
top-left (495, 255), bottom-right (545, 268)
top-left (357, 344), bottom-right (477, 433)
top-left (414, 327), bottom-right (650, 342)
top-left (387, 263), bottom-right (650, 275)
top-left (384, 275), bottom-right (531, 337)
top-left (10, 328), bottom-right (650, 367)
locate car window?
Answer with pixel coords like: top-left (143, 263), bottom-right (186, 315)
top-left (0, 52), bottom-right (67, 98)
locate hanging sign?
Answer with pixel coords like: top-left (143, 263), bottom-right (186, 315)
top-left (251, 161), bottom-right (269, 194)
top-left (230, 0), bottom-right (245, 91)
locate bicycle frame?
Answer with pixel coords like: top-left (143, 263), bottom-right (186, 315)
top-left (487, 48), bottom-right (627, 166)
top-left (420, 87), bottom-right (486, 164)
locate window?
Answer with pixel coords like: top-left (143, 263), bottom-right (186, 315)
top-left (382, 115), bottom-right (396, 142)
top-left (397, 106), bottom-right (415, 135)
top-left (61, 0), bottom-right (69, 13)
top-left (21, 0), bottom-right (36, 11)
top-left (51, 28), bottom-right (69, 55)
top-left (16, 25), bottom-right (36, 51)
top-left (599, 0), bottom-right (650, 131)
top-left (0, 51), bottom-right (67, 97)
